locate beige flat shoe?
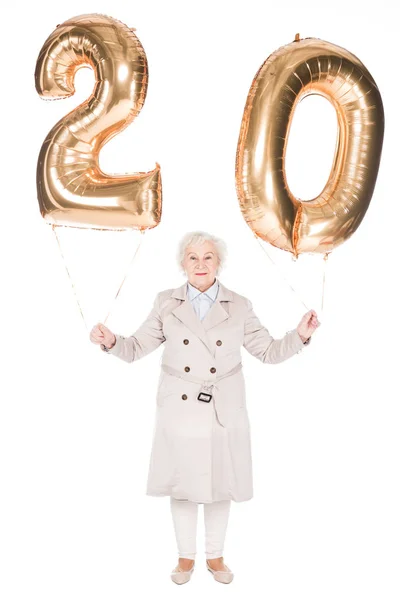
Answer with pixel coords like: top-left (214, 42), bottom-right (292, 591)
top-left (170, 561), bottom-right (195, 584)
top-left (206, 559), bottom-right (234, 584)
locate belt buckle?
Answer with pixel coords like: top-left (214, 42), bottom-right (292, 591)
top-left (197, 391), bottom-right (212, 403)
top-left (197, 384), bottom-right (212, 403)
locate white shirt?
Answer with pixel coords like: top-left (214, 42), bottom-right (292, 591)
top-left (187, 278), bottom-right (219, 321)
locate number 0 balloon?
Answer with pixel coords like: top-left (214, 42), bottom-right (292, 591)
top-left (235, 35), bottom-right (385, 257)
top-left (35, 13), bottom-right (161, 230)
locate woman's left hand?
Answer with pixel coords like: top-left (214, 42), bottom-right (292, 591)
top-left (296, 309), bottom-right (320, 342)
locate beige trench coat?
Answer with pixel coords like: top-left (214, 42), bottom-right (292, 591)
top-left (104, 279), bottom-right (309, 503)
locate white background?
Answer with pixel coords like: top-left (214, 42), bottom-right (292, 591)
top-left (1, 0), bottom-right (399, 598)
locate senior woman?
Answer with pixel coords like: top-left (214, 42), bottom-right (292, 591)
top-left (89, 231), bottom-right (319, 585)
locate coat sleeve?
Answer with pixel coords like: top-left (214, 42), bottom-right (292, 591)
top-left (243, 298), bottom-right (309, 364)
top-left (103, 292), bottom-right (166, 363)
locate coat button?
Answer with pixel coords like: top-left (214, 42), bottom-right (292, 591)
top-left (216, 340), bottom-right (222, 346)
top-left (183, 339), bottom-right (189, 345)
top-left (181, 394), bottom-right (187, 400)
top-left (184, 366), bottom-right (190, 372)
top-left (210, 367), bottom-right (216, 374)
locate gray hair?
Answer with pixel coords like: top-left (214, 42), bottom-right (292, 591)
top-left (177, 231), bottom-right (227, 276)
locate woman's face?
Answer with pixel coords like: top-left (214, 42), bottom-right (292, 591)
top-left (182, 241), bottom-right (219, 290)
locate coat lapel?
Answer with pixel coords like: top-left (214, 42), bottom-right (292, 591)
top-left (202, 285), bottom-right (232, 331)
top-left (171, 279), bottom-right (234, 356)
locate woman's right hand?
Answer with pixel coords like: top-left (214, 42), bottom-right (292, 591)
top-left (90, 323), bottom-right (116, 350)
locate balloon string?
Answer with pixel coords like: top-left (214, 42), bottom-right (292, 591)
top-left (52, 225), bottom-right (145, 332)
top-left (103, 230), bottom-right (145, 325)
top-left (320, 253), bottom-right (329, 322)
top-left (253, 233), bottom-right (310, 311)
top-left (52, 224), bottom-right (90, 332)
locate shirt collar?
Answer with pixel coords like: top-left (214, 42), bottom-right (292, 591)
top-left (187, 277), bottom-right (219, 301)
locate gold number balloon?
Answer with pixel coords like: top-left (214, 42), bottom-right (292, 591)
top-left (35, 14), bottom-right (161, 230)
top-left (235, 35), bottom-right (385, 256)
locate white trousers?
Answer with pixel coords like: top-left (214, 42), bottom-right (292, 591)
top-left (170, 497), bottom-right (231, 559)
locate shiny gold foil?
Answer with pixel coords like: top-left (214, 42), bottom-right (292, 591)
top-left (35, 14), bottom-right (161, 230)
top-left (235, 36), bottom-right (384, 256)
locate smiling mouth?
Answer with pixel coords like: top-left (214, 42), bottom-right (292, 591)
top-left (196, 273), bottom-right (207, 275)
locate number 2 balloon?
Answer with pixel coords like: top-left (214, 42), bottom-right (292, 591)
top-left (35, 13), bottom-right (162, 231)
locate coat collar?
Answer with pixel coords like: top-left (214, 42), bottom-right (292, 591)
top-left (170, 278), bottom-right (234, 356)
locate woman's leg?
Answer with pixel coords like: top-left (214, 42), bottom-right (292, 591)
top-left (170, 497), bottom-right (199, 560)
top-left (203, 499), bottom-right (231, 559)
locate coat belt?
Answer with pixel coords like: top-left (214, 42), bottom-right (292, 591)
top-left (161, 362), bottom-right (243, 405)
